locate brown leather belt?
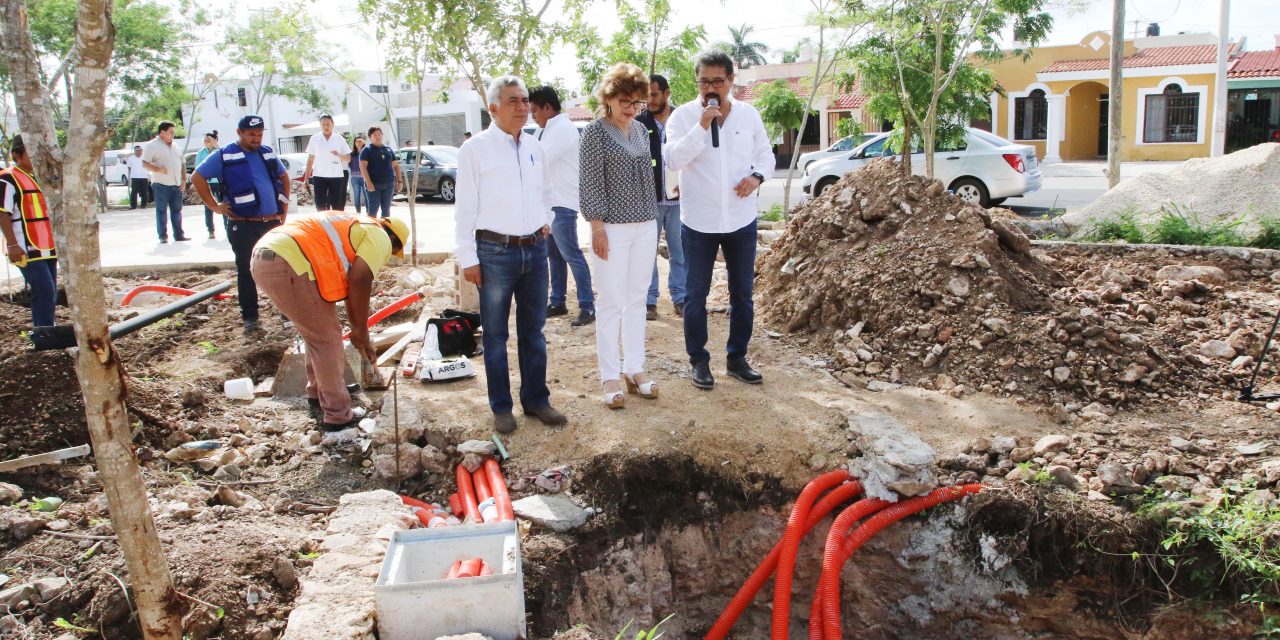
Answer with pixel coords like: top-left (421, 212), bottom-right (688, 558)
top-left (476, 229), bottom-right (541, 247)
top-left (228, 214), bottom-right (284, 223)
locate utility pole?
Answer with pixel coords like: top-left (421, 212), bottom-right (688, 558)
top-left (1107, 0), bottom-right (1125, 189)
top-left (1211, 0), bottom-right (1231, 157)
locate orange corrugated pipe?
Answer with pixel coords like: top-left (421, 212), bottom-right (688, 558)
top-left (817, 484), bottom-right (985, 640)
top-left (455, 465), bottom-right (480, 522)
top-left (120, 284), bottom-right (233, 306)
top-left (810, 498), bottom-right (892, 636)
top-left (704, 480), bottom-right (864, 640)
top-left (483, 458), bottom-right (515, 521)
top-left (772, 470), bottom-right (849, 638)
top-left (341, 290), bottom-right (426, 339)
top-left (472, 468), bottom-right (494, 505)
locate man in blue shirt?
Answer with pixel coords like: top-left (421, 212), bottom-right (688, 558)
top-left (358, 126), bottom-right (402, 218)
top-left (191, 114), bottom-right (292, 334)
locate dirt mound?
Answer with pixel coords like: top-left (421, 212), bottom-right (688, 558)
top-left (759, 159), bottom-right (1280, 409)
top-left (1065, 142), bottom-right (1280, 236)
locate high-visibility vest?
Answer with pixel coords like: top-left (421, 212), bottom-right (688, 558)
top-left (218, 142), bottom-right (284, 218)
top-left (0, 167), bottom-right (56, 261)
top-left (279, 215), bottom-right (379, 302)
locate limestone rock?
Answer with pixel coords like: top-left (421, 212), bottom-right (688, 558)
top-left (1155, 265), bottom-right (1227, 286)
top-left (1198, 340), bottom-right (1236, 360)
top-left (1033, 434), bottom-right (1071, 455)
top-left (0, 483), bottom-right (21, 503)
top-left (512, 494), bottom-right (589, 532)
top-left (1096, 462), bottom-right (1142, 495)
top-left (846, 413), bottom-right (936, 502)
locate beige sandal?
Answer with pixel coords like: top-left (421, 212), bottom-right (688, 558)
top-left (624, 373), bottom-right (658, 399)
top-left (603, 380), bottom-right (626, 409)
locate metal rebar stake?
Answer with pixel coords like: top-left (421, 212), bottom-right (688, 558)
top-left (393, 364), bottom-right (401, 490)
top-left (1241, 307), bottom-right (1280, 402)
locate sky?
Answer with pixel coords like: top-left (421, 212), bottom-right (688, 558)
top-left (287, 0), bottom-right (1280, 92)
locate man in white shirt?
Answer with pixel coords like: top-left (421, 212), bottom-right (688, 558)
top-left (530, 85), bottom-right (595, 327)
top-left (455, 76), bottom-right (567, 434)
top-left (125, 145), bottom-right (151, 209)
top-left (142, 121), bottom-right (189, 243)
top-left (302, 114), bottom-right (352, 211)
top-left (665, 51), bottom-right (774, 390)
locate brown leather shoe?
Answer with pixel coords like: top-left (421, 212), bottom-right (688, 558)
top-left (525, 405), bottom-right (567, 426)
top-left (494, 412), bottom-right (518, 434)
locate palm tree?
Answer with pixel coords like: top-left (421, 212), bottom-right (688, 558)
top-left (717, 24), bottom-right (769, 69)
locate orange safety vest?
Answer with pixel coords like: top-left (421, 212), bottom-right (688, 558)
top-left (280, 215), bottom-right (379, 302)
top-left (0, 167), bottom-right (56, 261)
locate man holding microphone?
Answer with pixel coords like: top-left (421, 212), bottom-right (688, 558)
top-left (664, 51), bottom-right (773, 390)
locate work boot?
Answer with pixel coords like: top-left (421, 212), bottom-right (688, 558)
top-left (570, 309), bottom-right (595, 327)
top-left (646, 304), bottom-right (658, 321)
top-left (525, 405), bottom-right (567, 426)
top-left (547, 304), bottom-right (568, 318)
top-left (316, 405), bottom-right (367, 429)
top-left (726, 357), bottom-right (763, 385)
top-left (494, 412), bottom-right (518, 434)
top-left (691, 361), bottom-right (714, 390)
top-left (243, 320), bottom-right (262, 335)
top-left (673, 302), bottom-right (684, 318)
top-left (175, 235), bottom-right (192, 242)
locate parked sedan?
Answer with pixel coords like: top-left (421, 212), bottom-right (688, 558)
top-left (795, 133), bottom-right (878, 173)
top-left (395, 145), bottom-right (459, 203)
top-left (800, 128), bottom-right (1041, 208)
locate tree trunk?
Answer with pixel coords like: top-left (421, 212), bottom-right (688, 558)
top-left (922, 109), bottom-right (936, 179)
top-left (2, 2), bottom-right (183, 638)
top-left (900, 117), bottom-right (913, 174)
top-left (783, 23), bottom-right (827, 215)
top-left (409, 76), bottom-right (423, 265)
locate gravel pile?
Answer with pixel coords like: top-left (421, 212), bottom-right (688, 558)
top-left (1064, 142), bottom-right (1280, 236)
top-left (758, 158), bottom-right (1280, 411)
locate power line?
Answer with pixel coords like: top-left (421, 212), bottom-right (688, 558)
top-left (1128, 0), bottom-right (1181, 26)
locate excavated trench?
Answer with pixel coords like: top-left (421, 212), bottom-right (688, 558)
top-left (522, 454), bottom-right (1245, 640)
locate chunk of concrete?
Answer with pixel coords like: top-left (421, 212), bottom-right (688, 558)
top-left (273, 342), bottom-right (356, 398)
top-left (512, 494), bottom-right (589, 532)
top-left (845, 413), bottom-right (936, 502)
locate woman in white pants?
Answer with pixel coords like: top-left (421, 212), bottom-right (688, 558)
top-left (579, 63), bottom-right (660, 409)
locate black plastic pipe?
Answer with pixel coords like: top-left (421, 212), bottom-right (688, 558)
top-left (30, 281), bottom-right (232, 351)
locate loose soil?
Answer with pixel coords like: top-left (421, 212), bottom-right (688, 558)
top-left (0, 219), bottom-right (1275, 638)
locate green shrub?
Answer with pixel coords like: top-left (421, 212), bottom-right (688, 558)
top-left (1253, 213), bottom-right (1280, 250)
top-left (1159, 486), bottom-right (1280, 605)
top-left (760, 203), bottom-right (785, 222)
top-left (1083, 208), bottom-right (1144, 244)
top-left (1146, 202), bottom-right (1248, 247)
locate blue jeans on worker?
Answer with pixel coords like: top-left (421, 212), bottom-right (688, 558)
top-left (18, 258), bottom-right (57, 327)
top-left (682, 219), bottom-right (756, 365)
top-left (203, 181), bottom-right (223, 235)
top-left (349, 175), bottom-right (367, 213)
top-left (547, 207), bottom-right (594, 312)
top-left (366, 183), bottom-right (395, 218)
top-left (153, 183), bottom-right (185, 240)
top-left (647, 202), bottom-right (685, 306)
top-left (225, 218), bottom-right (282, 323)
top-left (477, 237), bottom-right (551, 415)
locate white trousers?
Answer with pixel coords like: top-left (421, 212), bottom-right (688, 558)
top-left (593, 220), bottom-right (658, 382)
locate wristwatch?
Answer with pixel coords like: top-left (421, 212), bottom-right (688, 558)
top-left (750, 171), bottom-right (765, 185)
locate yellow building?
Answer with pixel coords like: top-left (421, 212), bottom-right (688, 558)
top-left (981, 31), bottom-right (1243, 162)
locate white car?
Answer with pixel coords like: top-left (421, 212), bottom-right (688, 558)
top-left (796, 133), bottom-right (877, 173)
top-left (100, 152), bottom-right (129, 186)
top-left (800, 128), bottom-right (1042, 208)
top-left (277, 153), bottom-right (310, 183)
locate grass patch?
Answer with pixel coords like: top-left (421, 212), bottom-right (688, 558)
top-left (1083, 207), bottom-right (1144, 244)
top-left (760, 203), bottom-right (785, 222)
top-left (1145, 203), bottom-right (1248, 247)
top-left (1253, 213), bottom-right (1280, 250)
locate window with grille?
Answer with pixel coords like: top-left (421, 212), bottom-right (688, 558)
top-left (370, 84), bottom-right (389, 94)
top-left (1014, 89), bottom-right (1047, 140)
top-left (237, 87), bottom-right (247, 107)
top-left (1144, 83), bottom-right (1199, 143)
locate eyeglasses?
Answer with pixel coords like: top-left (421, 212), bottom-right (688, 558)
top-left (617, 99), bottom-right (647, 110)
top-left (696, 78), bottom-right (729, 89)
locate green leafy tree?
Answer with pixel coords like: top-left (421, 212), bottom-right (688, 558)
top-left (716, 23), bottom-right (769, 69)
top-left (857, 0), bottom-right (1052, 178)
top-left (834, 116), bottom-right (864, 139)
top-left (756, 80), bottom-right (806, 140)
top-left (574, 0), bottom-right (706, 108)
top-left (223, 3), bottom-right (333, 114)
top-left (363, 0), bottom-right (588, 105)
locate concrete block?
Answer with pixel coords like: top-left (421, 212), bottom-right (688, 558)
top-left (454, 262), bottom-right (479, 313)
top-left (846, 413), bottom-right (936, 502)
top-left (273, 342), bottom-right (356, 398)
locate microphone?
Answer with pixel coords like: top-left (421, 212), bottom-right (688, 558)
top-left (707, 93), bottom-right (721, 148)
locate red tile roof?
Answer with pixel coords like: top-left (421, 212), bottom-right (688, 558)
top-left (1229, 49), bottom-right (1280, 79)
top-left (565, 104), bottom-right (595, 121)
top-left (733, 76), bottom-right (866, 111)
top-left (1039, 43), bottom-right (1242, 74)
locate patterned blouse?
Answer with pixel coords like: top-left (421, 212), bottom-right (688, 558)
top-left (578, 118), bottom-right (659, 224)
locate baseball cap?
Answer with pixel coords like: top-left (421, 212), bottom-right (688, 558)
top-left (379, 218), bottom-right (410, 258)
top-left (238, 115), bottom-right (265, 130)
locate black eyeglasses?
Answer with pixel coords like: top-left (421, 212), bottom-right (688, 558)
top-left (616, 99), bottom-right (647, 110)
top-left (696, 78), bottom-right (729, 89)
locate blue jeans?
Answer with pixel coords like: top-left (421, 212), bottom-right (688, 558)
top-left (349, 175), bottom-right (367, 213)
top-left (366, 183), bottom-right (395, 218)
top-left (153, 183), bottom-right (185, 240)
top-left (477, 237), bottom-right (550, 414)
top-left (682, 219), bottom-right (756, 365)
top-left (547, 207), bottom-right (594, 311)
top-left (225, 218), bottom-right (282, 322)
top-left (648, 202), bottom-right (685, 306)
top-left (18, 258), bottom-right (57, 327)
top-left (203, 181), bottom-right (223, 233)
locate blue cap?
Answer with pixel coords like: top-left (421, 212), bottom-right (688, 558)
top-left (238, 115), bottom-right (265, 130)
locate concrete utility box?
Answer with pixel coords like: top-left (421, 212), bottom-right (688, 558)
top-left (375, 521), bottom-right (526, 640)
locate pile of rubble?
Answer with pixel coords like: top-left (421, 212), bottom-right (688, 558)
top-left (759, 158), bottom-right (1280, 410)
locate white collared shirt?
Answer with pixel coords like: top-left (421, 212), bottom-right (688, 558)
top-left (142, 137), bottom-right (185, 186)
top-left (453, 126), bottom-right (553, 268)
top-left (664, 99), bottom-right (774, 233)
top-left (538, 113), bottom-right (580, 211)
top-left (125, 154), bottom-right (148, 179)
top-left (304, 132), bottom-right (352, 178)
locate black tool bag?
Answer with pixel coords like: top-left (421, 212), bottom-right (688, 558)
top-left (427, 309), bottom-right (482, 357)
